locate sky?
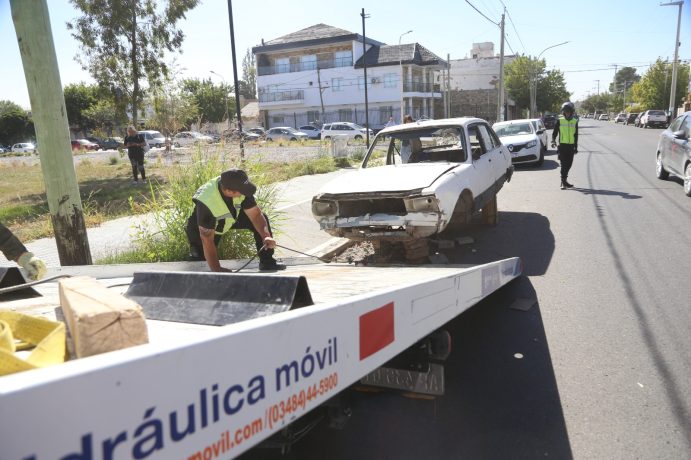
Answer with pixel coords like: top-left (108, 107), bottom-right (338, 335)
top-left (1, 0), bottom-right (690, 110)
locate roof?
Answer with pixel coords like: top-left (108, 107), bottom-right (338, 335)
top-left (355, 43), bottom-right (447, 68)
top-left (252, 23), bottom-right (382, 53)
top-left (378, 117), bottom-right (484, 135)
top-left (241, 101), bottom-right (259, 118)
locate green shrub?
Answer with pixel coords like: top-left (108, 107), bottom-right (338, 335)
top-left (109, 155), bottom-right (119, 165)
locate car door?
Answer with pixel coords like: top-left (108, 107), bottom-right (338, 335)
top-left (466, 123), bottom-right (497, 210)
top-left (670, 115), bottom-right (691, 176)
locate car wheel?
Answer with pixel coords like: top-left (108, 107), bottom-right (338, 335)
top-left (324, 136), bottom-right (331, 141)
top-left (290, 137), bottom-right (297, 141)
top-left (447, 191), bottom-right (474, 232)
top-left (643, 123), bottom-right (648, 129)
top-left (354, 135), bottom-right (363, 140)
top-left (174, 142), bottom-right (180, 148)
top-left (684, 163), bottom-right (691, 197)
top-left (656, 152), bottom-right (669, 180)
top-left (537, 146), bottom-right (545, 166)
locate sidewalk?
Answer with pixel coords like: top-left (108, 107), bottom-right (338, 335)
top-left (0, 169), bottom-right (352, 269)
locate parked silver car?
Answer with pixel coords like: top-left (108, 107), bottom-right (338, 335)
top-left (655, 111), bottom-right (691, 196)
top-left (266, 127), bottom-right (309, 141)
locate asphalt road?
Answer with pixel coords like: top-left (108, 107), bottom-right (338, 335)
top-left (242, 119), bottom-right (690, 460)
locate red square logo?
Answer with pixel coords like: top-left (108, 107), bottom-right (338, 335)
top-left (359, 302), bottom-right (395, 360)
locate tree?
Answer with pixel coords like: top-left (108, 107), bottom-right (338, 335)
top-left (631, 58), bottom-right (690, 112)
top-left (181, 78), bottom-right (234, 124)
top-left (83, 99), bottom-right (127, 136)
top-left (148, 79), bottom-right (198, 145)
top-left (609, 66), bottom-right (641, 93)
top-left (63, 82), bottom-right (99, 135)
top-left (240, 48), bottom-right (257, 100)
top-left (0, 100), bottom-right (34, 145)
top-left (505, 55), bottom-right (571, 114)
top-left (68, 0), bottom-right (200, 126)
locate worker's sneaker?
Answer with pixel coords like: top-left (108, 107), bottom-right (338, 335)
top-left (563, 180), bottom-right (574, 188)
top-left (259, 259), bottom-right (287, 271)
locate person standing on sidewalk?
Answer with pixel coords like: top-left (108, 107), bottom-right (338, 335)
top-left (124, 126), bottom-right (147, 184)
top-left (185, 169), bottom-right (286, 272)
top-left (0, 222), bottom-right (46, 280)
top-left (551, 102), bottom-right (579, 189)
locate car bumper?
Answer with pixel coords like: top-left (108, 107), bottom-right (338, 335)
top-left (510, 145), bottom-right (541, 164)
top-left (317, 212), bottom-right (445, 240)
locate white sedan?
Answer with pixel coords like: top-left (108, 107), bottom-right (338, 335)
top-left (298, 125), bottom-right (322, 139)
top-left (493, 120), bottom-right (544, 166)
top-left (12, 142), bottom-right (36, 154)
top-left (312, 118), bottom-right (513, 241)
top-left (172, 131), bottom-right (214, 147)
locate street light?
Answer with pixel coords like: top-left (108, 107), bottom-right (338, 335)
top-left (661, 1), bottom-right (683, 119)
top-left (530, 41), bottom-right (569, 117)
top-left (210, 70), bottom-right (230, 129)
top-left (399, 30), bottom-right (413, 121)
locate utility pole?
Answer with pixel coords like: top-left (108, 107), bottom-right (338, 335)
top-left (661, 1), bottom-right (683, 119)
top-left (11, 0), bottom-right (92, 265)
top-left (317, 67), bottom-right (326, 124)
top-left (446, 53), bottom-right (452, 118)
top-left (594, 79), bottom-right (600, 95)
top-left (226, 0), bottom-right (244, 160)
top-left (497, 9), bottom-right (505, 122)
top-left (361, 8), bottom-right (371, 147)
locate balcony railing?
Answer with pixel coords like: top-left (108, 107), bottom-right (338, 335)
top-left (258, 90), bottom-right (304, 103)
top-left (403, 82), bottom-right (441, 93)
top-left (258, 57), bottom-right (353, 76)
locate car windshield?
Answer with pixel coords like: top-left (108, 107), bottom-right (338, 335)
top-left (285, 128), bottom-right (300, 133)
top-left (649, 110), bottom-right (665, 116)
top-left (493, 123), bottom-right (533, 137)
top-left (363, 126), bottom-right (466, 167)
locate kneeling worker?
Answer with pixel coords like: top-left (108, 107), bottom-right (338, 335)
top-left (1, 222), bottom-right (47, 280)
top-left (186, 169), bottom-right (285, 272)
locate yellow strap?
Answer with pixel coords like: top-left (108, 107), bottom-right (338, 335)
top-left (0, 311), bottom-right (66, 376)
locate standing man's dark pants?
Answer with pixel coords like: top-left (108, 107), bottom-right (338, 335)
top-left (558, 144), bottom-right (576, 181)
top-left (128, 150), bottom-right (146, 181)
top-left (186, 210), bottom-right (275, 262)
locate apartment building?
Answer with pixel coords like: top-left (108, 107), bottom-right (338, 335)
top-left (252, 24), bottom-right (446, 129)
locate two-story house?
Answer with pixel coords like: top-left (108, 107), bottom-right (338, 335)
top-left (252, 24), bottom-right (446, 129)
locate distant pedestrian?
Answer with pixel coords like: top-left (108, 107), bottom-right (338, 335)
top-left (185, 168), bottom-right (285, 272)
top-left (124, 126), bottom-right (147, 184)
top-left (385, 116), bottom-right (396, 128)
top-left (551, 102), bottom-right (578, 190)
top-left (0, 222), bottom-right (46, 280)
top-left (400, 114), bottom-right (420, 163)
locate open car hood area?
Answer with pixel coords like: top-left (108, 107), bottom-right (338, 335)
top-left (315, 163), bottom-right (460, 196)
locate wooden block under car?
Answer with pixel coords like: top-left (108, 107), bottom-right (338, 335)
top-left (58, 276), bottom-right (149, 358)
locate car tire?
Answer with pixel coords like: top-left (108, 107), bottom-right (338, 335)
top-left (447, 191), bottom-right (474, 232)
top-left (354, 135), bottom-right (363, 140)
top-left (684, 163), bottom-right (691, 197)
top-left (537, 146), bottom-right (545, 166)
top-left (656, 152), bottom-right (669, 180)
top-left (174, 142), bottom-right (180, 148)
top-left (290, 137), bottom-right (297, 141)
top-left (324, 136), bottom-right (331, 141)
top-left (266, 138), bottom-right (273, 142)
top-left (643, 123), bottom-right (648, 129)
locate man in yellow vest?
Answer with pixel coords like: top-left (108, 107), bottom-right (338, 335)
top-left (551, 101), bottom-right (579, 190)
top-left (185, 169), bottom-right (285, 271)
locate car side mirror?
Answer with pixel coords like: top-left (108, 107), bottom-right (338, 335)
top-left (536, 129), bottom-right (545, 134)
top-left (673, 130), bottom-right (687, 140)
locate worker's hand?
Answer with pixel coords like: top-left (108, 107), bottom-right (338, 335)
top-left (17, 252), bottom-right (47, 281)
top-left (551, 141), bottom-right (557, 148)
top-left (262, 236), bottom-right (277, 250)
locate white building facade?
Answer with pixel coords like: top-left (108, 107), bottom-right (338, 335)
top-left (252, 24), bottom-right (446, 129)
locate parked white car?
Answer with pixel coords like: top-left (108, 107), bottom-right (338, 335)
top-left (527, 118), bottom-right (549, 154)
top-left (298, 125), bottom-right (322, 139)
top-left (321, 122), bottom-right (373, 141)
top-left (172, 131), bottom-right (214, 147)
top-left (265, 127), bottom-right (309, 141)
top-left (12, 142), bottom-right (36, 154)
top-left (493, 119), bottom-right (544, 166)
top-left (639, 110), bottom-right (668, 129)
top-left (312, 118), bottom-right (513, 241)
top-left (139, 130), bottom-right (167, 149)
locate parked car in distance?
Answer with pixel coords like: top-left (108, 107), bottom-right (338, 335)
top-left (74, 139), bottom-right (100, 151)
top-left (298, 125), bottom-right (322, 140)
top-left (624, 113), bottom-right (639, 125)
top-left (172, 131), bottom-right (214, 147)
top-left (139, 130), bottom-right (167, 148)
top-left (312, 117), bottom-right (514, 242)
top-left (542, 114), bottom-right (557, 129)
top-left (321, 122), bottom-right (373, 141)
top-left (246, 127), bottom-right (267, 138)
top-left (265, 127), bottom-right (309, 142)
top-left (222, 129), bottom-right (261, 141)
top-left (639, 110), bottom-right (668, 129)
top-left (614, 113), bottom-right (628, 123)
top-left (12, 142), bottom-right (36, 154)
top-left (99, 137), bottom-right (124, 150)
top-left (527, 118), bottom-right (549, 153)
top-left (494, 119), bottom-right (544, 166)
top-left (655, 111), bottom-right (691, 196)
top-left (598, 114), bottom-right (610, 121)
top-left (635, 113), bottom-right (644, 127)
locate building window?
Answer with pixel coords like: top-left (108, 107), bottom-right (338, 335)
top-left (300, 55), bottom-right (317, 71)
top-left (338, 109), bottom-right (353, 122)
top-left (275, 57), bottom-right (289, 74)
top-left (358, 76), bottom-right (366, 90)
top-left (307, 110), bottom-right (320, 123)
top-left (331, 78), bottom-right (343, 92)
top-left (272, 115), bottom-right (285, 124)
top-left (379, 106), bottom-right (393, 121)
top-left (335, 50), bottom-right (352, 67)
top-left (384, 73), bottom-right (396, 88)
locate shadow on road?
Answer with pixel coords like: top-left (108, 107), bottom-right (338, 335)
top-left (575, 187), bottom-right (642, 199)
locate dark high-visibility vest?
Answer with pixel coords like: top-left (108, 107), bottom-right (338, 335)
top-left (558, 115), bottom-right (577, 144)
top-left (193, 177), bottom-right (240, 235)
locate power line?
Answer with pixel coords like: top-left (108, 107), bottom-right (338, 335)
top-left (465, 0), bottom-right (499, 26)
top-left (502, 2), bottom-right (527, 54)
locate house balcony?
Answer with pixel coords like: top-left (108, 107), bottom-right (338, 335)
top-left (257, 58), bottom-right (353, 76)
top-left (258, 90), bottom-right (305, 107)
top-left (403, 82), bottom-right (442, 97)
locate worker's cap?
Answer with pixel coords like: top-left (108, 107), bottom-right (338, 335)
top-left (220, 169), bottom-right (256, 195)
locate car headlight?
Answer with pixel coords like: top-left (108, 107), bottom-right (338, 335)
top-left (404, 195), bottom-right (440, 213)
top-left (312, 199), bottom-right (338, 216)
top-left (526, 140), bottom-right (537, 148)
